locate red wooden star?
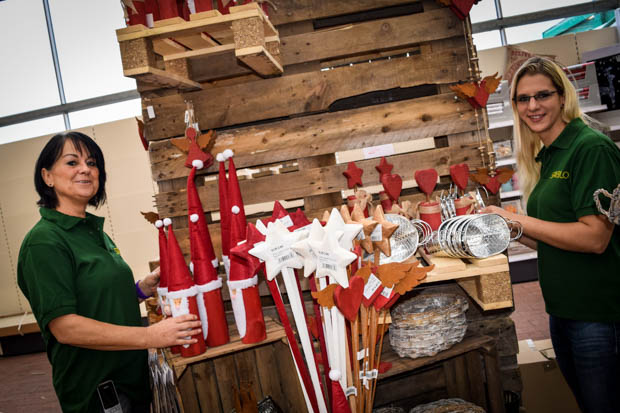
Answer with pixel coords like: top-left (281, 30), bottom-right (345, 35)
top-left (342, 161), bottom-right (364, 189)
top-left (230, 223), bottom-right (266, 277)
top-left (375, 157), bottom-right (394, 177)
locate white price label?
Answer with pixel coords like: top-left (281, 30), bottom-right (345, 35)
top-left (146, 105), bottom-right (155, 119)
top-left (380, 286), bottom-right (393, 298)
top-left (278, 215), bottom-right (294, 228)
top-left (363, 273), bottom-right (382, 299)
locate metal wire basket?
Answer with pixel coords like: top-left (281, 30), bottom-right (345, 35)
top-left (389, 294), bottom-right (468, 359)
top-left (409, 398), bottom-right (486, 413)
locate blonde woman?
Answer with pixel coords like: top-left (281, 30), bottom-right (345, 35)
top-left (483, 57), bottom-right (620, 413)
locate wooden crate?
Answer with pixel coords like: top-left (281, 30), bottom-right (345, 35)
top-left (169, 317), bottom-right (307, 413)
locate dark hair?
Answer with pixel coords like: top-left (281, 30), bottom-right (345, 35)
top-left (34, 131), bottom-right (107, 209)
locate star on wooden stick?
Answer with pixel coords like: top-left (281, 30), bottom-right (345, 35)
top-left (309, 227), bottom-right (358, 288)
top-left (346, 204), bottom-right (378, 254)
top-left (372, 205), bottom-right (398, 257)
top-left (375, 156), bottom-right (394, 177)
top-left (229, 223), bottom-right (266, 277)
top-left (342, 161), bottom-right (364, 189)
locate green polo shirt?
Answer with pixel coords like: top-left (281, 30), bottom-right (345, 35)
top-left (17, 208), bottom-right (150, 413)
top-left (527, 118), bottom-right (620, 322)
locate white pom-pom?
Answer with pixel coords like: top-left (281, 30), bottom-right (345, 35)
top-left (231, 205), bottom-right (240, 214)
top-left (155, 220), bottom-right (163, 228)
top-left (192, 159), bottom-right (204, 169)
top-left (216, 153), bottom-right (225, 162)
top-left (163, 218), bottom-right (172, 226)
top-left (329, 369), bottom-right (341, 381)
top-left (223, 149), bottom-right (234, 159)
top-left (190, 214), bottom-right (199, 223)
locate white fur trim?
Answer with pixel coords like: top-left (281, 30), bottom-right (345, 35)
top-left (231, 205), bottom-right (240, 214)
top-left (222, 255), bottom-right (231, 277)
top-left (216, 153), bottom-right (225, 162)
top-left (192, 159), bottom-right (204, 169)
top-left (163, 218), bottom-right (172, 226)
top-left (196, 278), bottom-right (223, 293)
top-left (166, 286), bottom-right (198, 300)
top-left (329, 369), bottom-right (342, 381)
top-left (227, 275), bottom-right (258, 290)
top-left (190, 213), bottom-right (199, 223)
top-left (228, 282), bottom-right (247, 338)
top-left (223, 149), bottom-right (234, 159)
top-left (155, 220), bottom-right (163, 228)
top-left (212, 258), bottom-right (219, 268)
top-left (196, 291), bottom-right (209, 340)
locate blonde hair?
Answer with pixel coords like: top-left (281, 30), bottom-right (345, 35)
top-left (510, 57), bottom-right (582, 200)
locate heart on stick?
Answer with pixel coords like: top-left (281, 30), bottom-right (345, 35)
top-left (484, 176), bottom-right (501, 194)
top-left (450, 163), bottom-right (470, 191)
top-left (380, 174), bottom-right (403, 202)
top-left (415, 169), bottom-right (438, 196)
top-left (333, 275), bottom-right (365, 322)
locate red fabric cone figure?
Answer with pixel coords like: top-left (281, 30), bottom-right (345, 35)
top-left (166, 222), bottom-right (206, 357)
top-left (217, 150), bottom-right (233, 277)
top-left (192, 0), bottom-right (213, 13)
top-left (123, 0), bottom-right (147, 26)
top-left (156, 219), bottom-right (181, 354)
top-left (226, 151), bottom-right (266, 344)
top-left (216, 0), bottom-right (235, 14)
top-left (329, 370), bottom-right (352, 413)
top-left (158, 0), bottom-right (181, 19)
top-left (188, 160), bottom-right (230, 347)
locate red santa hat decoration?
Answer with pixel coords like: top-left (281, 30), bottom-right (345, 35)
top-left (220, 150), bottom-right (266, 344)
top-left (166, 221), bottom-right (207, 358)
top-left (187, 159), bottom-right (230, 347)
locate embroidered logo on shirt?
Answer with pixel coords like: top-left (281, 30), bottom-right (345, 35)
top-left (550, 170), bottom-right (570, 179)
top-left (113, 247), bottom-right (121, 255)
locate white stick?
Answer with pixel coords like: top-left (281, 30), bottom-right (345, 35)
top-left (274, 281), bottom-right (315, 413)
top-left (282, 268), bottom-right (328, 413)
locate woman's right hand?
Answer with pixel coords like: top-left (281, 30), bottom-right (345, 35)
top-left (145, 314), bottom-right (202, 348)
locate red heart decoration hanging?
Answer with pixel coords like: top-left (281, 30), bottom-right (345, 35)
top-left (334, 276), bottom-right (365, 322)
top-left (415, 169), bottom-right (438, 195)
top-left (380, 174), bottom-right (403, 202)
top-left (484, 176), bottom-right (501, 194)
top-left (450, 163), bottom-right (470, 191)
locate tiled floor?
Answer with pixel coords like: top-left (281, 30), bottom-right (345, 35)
top-left (0, 280), bottom-right (550, 412)
top-left (510, 281), bottom-right (550, 341)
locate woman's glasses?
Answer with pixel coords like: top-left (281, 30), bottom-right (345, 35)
top-left (514, 90), bottom-right (558, 105)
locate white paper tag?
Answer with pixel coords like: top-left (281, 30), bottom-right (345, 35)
top-left (293, 223), bottom-right (312, 236)
top-left (380, 286), bottom-right (393, 299)
top-left (270, 243), bottom-right (296, 264)
top-left (145, 13), bottom-right (154, 28)
top-left (363, 273), bottom-right (382, 299)
top-left (255, 220), bottom-right (267, 235)
top-left (362, 144), bottom-right (395, 160)
top-left (357, 348), bottom-right (368, 361)
top-left (184, 110), bottom-right (190, 124)
top-left (146, 105), bottom-right (155, 119)
top-left (278, 215), bottom-right (294, 228)
top-left (317, 250), bottom-right (338, 272)
top-left (345, 386), bottom-right (358, 397)
top-left (370, 224), bottom-right (382, 242)
top-left (368, 369), bottom-right (378, 379)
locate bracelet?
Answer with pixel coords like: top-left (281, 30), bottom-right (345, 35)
top-left (135, 280), bottom-right (151, 300)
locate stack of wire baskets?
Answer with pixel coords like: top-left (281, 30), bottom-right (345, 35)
top-left (389, 294), bottom-right (468, 359)
top-left (409, 398), bottom-right (486, 413)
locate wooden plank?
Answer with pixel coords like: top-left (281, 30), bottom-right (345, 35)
top-left (148, 92), bottom-right (477, 178)
top-left (177, 368), bottom-right (201, 413)
top-left (272, 339), bottom-right (309, 412)
top-left (254, 345), bottom-right (286, 408)
top-left (374, 366), bottom-right (445, 407)
top-left (213, 354), bottom-right (238, 413)
top-left (191, 360), bottom-right (222, 412)
top-left (453, 355), bottom-right (470, 400)
top-left (233, 349), bottom-right (262, 403)
top-left (154, 146), bottom-right (479, 217)
top-left (268, 0), bottom-right (422, 26)
top-left (124, 66), bottom-right (202, 90)
top-left (457, 276), bottom-right (513, 311)
top-left (236, 45), bottom-right (284, 76)
top-left (465, 351), bottom-right (487, 410)
top-left (297, 154), bottom-right (343, 211)
top-left (143, 47), bottom-right (470, 140)
top-left (279, 8), bottom-right (461, 66)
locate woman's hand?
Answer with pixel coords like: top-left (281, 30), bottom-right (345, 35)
top-left (145, 314), bottom-right (202, 348)
top-left (481, 205), bottom-right (518, 221)
top-left (138, 267), bottom-right (160, 297)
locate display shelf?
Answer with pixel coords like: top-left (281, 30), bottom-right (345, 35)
top-left (509, 251), bottom-right (538, 263)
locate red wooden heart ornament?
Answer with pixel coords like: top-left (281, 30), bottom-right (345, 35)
top-left (334, 276), bottom-right (365, 322)
top-left (415, 169), bottom-right (438, 195)
top-left (484, 176), bottom-right (501, 194)
top-left (450, 163), bottom-right (470, 191)
top-left (380, 173), bottom-right (403, 201)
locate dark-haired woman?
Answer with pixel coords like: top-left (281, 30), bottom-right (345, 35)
top-left (483, 57), bottom-right (620, 413)
top-left (18, 132), bottom-right (202, 413)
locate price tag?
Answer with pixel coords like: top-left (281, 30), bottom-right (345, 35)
top-left (184, 110), bottom-right (190, 123)
top-left (345, 387), bottom-right (358, 397)
top-left (146, 105), bottom-right (155, 119)
top-left (363, 273), bottom-right (382, 299)
top-left (278, 215), bottom-right (294, 228)
top-left (380, 286), bottom-right (393, 299)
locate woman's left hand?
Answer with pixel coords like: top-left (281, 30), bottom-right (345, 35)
top-left (481, 205), bottom-right (516, 220)
top-left (139, 267), bottom-right (160, 296)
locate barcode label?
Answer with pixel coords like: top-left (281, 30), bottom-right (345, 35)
top-left (363, 274), bottom-right (382, 299)
top-left (321, 262), bottom-right (336, 271)
top-left (278, 252), bottom-right (295, 263)
top-left (370, 224), bottom-right (383, 241)
top-left (380, 286), bottom-right (393, 298)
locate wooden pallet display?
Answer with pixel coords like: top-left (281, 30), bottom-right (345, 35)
top-left (116, 3), bottom-right (281, 90)
top-left (419, 251), bottom-right (513, 311)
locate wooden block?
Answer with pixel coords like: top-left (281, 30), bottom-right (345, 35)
top-left (457, 273), bottom-right (513, 311)
top-left (164, 58), bottom-right (191, 79)
top-left (154, 16), bottom-right (187, 28)
top-left (236, 45), bottom-right (284, 76)
top-left (190, 10), bottom-right (223, 20)
top-left (119, 38), bottom-right (157, 71)
top-left (191, 361), bottom-right (222, 412)
top-left (116, 24), bottom-right (149, 36)
top-left (214, 354), bottom-right (238, 413)
top-left (469, 254), bottom-right (508, 267)
top-left (124, 66), bottom-right (201, 90)
top-left (477, 271), bottom-right (512, 303)
top-left (143, 48), bottom-right (470, 140)
top-left (232, 16), bottom-right (264, 49)
top-left (426, 256), bottom-right (467, 275)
